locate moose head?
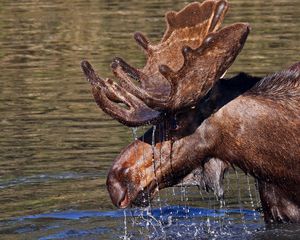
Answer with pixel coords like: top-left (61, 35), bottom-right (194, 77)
top-left (81, 0), bottom-right (249, 208)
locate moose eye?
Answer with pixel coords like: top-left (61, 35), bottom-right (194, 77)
top-left (170, 118), bottom-right (179, 131)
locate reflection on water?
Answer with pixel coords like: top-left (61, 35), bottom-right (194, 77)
top-left (0, 0), bottom-right (299, 238)
top-left (1, 206), bottom-right (300, 239)
top-left (0, 207), bottom-right (262, 239)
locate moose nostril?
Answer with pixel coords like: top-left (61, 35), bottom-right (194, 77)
top-left (118, 190), bottom-right (129, 208)
top-left (107, 175), bottom-right (129, 208)
top-left (115, 184), bottom-right (126, 208)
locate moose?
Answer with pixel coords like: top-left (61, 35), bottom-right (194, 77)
top-left (81, 0), bottom-right (300, 223)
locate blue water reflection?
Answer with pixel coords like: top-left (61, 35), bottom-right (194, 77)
top-left (8, 206), bottom-right (262, 240)
top-left (19, 206), bottom-right (257, 220)
top-left (2, 206), bottom-right (299, 239)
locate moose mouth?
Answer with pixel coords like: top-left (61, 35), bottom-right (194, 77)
top-left (116, 163), bottom-right (228, 208)
top-left (131, 187), bottom-right (159, 208)
top-left (118, 180), bottom-right (166, 208)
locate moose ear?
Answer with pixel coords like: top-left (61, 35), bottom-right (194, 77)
top-left (167, 23), bottom-right (250, 110)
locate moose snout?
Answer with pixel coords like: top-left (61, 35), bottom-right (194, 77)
top-left (106, 172), bottom-right (129, 208)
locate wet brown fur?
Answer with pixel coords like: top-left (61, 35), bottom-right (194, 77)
top-left (81, 0), bottom-right (300, 224)
top-left (106, 65), bottom-right (300, 223)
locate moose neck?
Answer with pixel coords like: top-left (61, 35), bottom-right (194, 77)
top-left (197, 72), bottom-right (262, 120)
top-left (169, 72), bottom-right (262, 137)
top-left (144, 72), bottom-right (262, 144)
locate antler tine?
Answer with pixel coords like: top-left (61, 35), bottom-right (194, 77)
top-left (162, 0), bottom-right (228, 43)
top-left (81, 60), bottom-right (119, 102)
top-left (81, 60), bottom-right (161, 126)
top-left (111, 57), bottom-right (141, 82)
top-left (134, 32), bottom-right (151, 53)
top-left (161, 23), bottom-right (250, 111)
top-left (111, 57), bottom-right (167, 108)
top-left (81, 60), bottom-right (104, 87)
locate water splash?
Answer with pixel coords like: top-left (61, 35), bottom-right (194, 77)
top-left (127, 126), bottom-right (262, 239)
top-left (122, 210), bottom-right (129, 240)
top-left (131, 127), bottom-right (138, 140)
top-left (246, 175), bottom-right (258, 220)
top-left (254, 179), bottom-right (261, 209)
top-left (150, 126), bottom-right (163, 213)
top-left (235, 170), bottom-right (251, 235)
top-left (4, 206), bottom-right (267, 239)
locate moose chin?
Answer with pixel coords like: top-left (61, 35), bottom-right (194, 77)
top-left (81, 0), bottom-right (300, 224)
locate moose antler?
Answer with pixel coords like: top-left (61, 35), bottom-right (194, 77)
top-left (82, 0), bottom-right (250, 126)
top-left (81, 61), bottom-right (162, 126)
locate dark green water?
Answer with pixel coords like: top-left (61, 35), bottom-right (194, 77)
top-left (0, 0), bottom-right (299, 239)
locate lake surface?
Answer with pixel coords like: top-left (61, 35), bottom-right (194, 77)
top-left (0, 0), bottom-right (299, 239)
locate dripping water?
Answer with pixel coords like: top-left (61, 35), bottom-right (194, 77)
top-left (128, 128), bottom-right (261, 238)
top-left (145, 206), bottom-right (164, 238)
top-left (206, 194), bottom-right (212, 235)
top-left (122, 210), bottom-right (129, 240)
top-left (184, 187), bottom-right (190, 218)
top-left (246, 174), bottom-right (258, 220)
top-left (131, 127), bottom-right (138, 140)
top-left (225, 172), bottom-right (233, 229)
top-left (131, 127), bottom-right (151, 235)
top-left (181, 184), bottom-right (191, 235)
top-left (197, 185), bottom-right (205, 201)
top-left (254, 179), bottom-right (261, 209)
top-left (131, 127), bottom-right (166, 237)
top-left (235, 170), bottom-right (251, 235)
top-left (172, 186), bottom-right (176, 196)
top-left (151, 125), bottom-right (163, 211)
top-left (218, 189), bottom-right (225, 234)
top-left (151, 125), bottom-right (167, 238)
top-left (131, 127), bottom-right (147, 232)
